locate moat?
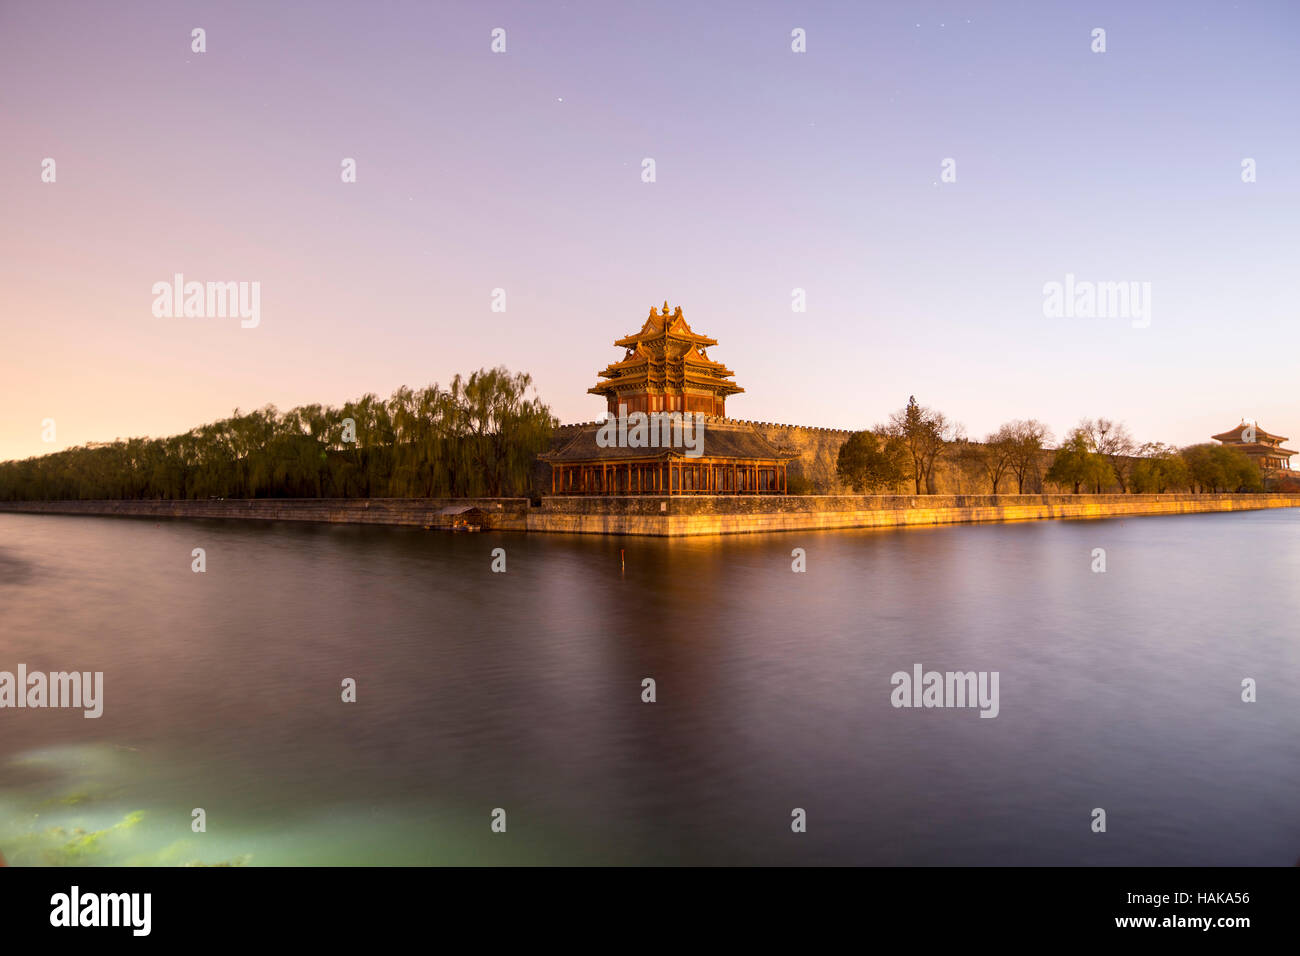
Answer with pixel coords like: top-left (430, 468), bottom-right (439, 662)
top-left (1, 509), bottom-right (1297, 865)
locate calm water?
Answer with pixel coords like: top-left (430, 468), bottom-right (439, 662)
top-left (1, 509), bottom-right (1298, 866)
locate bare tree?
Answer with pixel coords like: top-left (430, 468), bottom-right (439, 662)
top-left (881, 396), bottom-right (963, 494)
top-left (1081, 418), bottom-right (1137, 492)
top-left (973, 424), bottom-right (1018, 494)
top-left (1004, 420), bottom-right (1052, 494)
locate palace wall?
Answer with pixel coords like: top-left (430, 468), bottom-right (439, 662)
top-left (537, 418), bottom-right (1067, 496)
top-left (729, 419), bottom-right (855, 492)
top-left (537, 417), bottom-right (857, 495)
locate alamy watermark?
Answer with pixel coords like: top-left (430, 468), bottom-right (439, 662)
top-left (1042, 273), bottom-right (1150, 329)
top-left (0, 665), bottom-right (103, 718)
top-left (596, 405), bottom-right (706, 458)
top-left (50, 886), bottom-right (150, 936)
top-left (890, 663), bottom-right (999, 718)
top-left (151, 273), bottom-right (260, 328)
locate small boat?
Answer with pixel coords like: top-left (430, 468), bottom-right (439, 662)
top-left (441, 505), bottom-right (488, 532)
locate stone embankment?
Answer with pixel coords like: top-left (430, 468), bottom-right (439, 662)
top-left (3, 494), bottom-right (1297, 536)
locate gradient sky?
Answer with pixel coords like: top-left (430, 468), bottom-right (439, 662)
top-left (2, 0), bottom-right (1297, 462)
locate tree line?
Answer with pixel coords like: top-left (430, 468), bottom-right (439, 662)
top-left (836, 397), bottom-right (1267, 495)
top-left (0, 368), bottom-right (556, 501)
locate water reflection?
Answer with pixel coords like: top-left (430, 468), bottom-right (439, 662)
top-left (1, 510), bottom-right (1297, 865)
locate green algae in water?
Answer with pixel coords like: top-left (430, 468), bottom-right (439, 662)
top-left (0, 745), bottom-right (259, 867)
top-left (0, 809), bottom-right (148, 865)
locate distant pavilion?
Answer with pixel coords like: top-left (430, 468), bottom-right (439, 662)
top-left (540, 303), bottom-right (795, 495)
top-left (1212, 421), bottom-right (1296, 472)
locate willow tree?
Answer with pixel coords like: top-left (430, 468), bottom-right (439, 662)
top-left (0, 367), bottom-right (557, 501)
top-left (458, 367), bottom-right (557, 497)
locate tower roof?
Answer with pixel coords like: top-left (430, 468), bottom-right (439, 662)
top-left (1212, 421), bottom-right (1289, 444)
top-left (589, 303), bottom-right (744, 399)
top-left (612, 301), bottom-right (718, 349)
